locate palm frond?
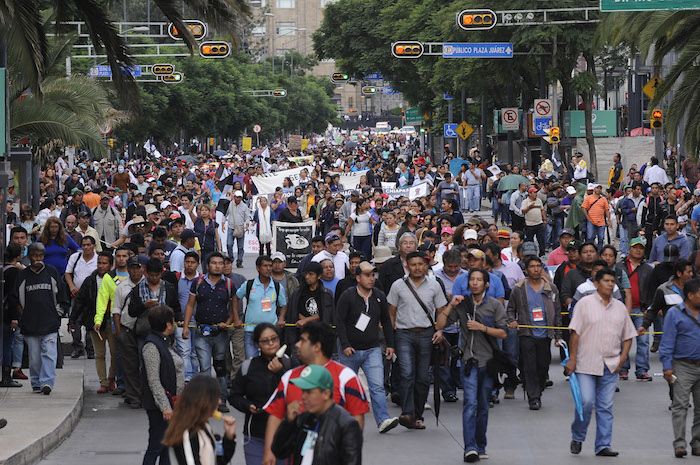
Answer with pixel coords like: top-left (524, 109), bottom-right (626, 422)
top-left (5, 0), bottom-right (47, 97)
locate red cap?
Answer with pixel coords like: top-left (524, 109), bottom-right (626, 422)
top-left (528, 187), bottom-right (538, 193)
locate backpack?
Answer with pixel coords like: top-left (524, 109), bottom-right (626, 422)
top-left (243, 279), bottom-right (281, 318)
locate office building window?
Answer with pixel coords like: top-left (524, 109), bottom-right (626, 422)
top-left (276, 0), bottom-right (295, 8)
top-left (251, 25), bottom-right (266, 35)
top-left (249, 0), bottom-right (265, 7)
top-left (276, 22), bottom-right (296, 35)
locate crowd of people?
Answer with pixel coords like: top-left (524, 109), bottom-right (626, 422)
top-left (3, 139), bottom-right (700, 463)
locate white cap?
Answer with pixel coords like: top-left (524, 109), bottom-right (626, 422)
top-left (464, 229), bottom-right (478, 240)
top-left (234, 190), bottom-right (244, 197)
top-left (566, 186), bottom-right (577, 195)
top-left (160, 201), bottom-right (172, 210)
top-left (586, 183), bottom-right (595, 190)
top-left (271, 251), bottom-right (286, 262)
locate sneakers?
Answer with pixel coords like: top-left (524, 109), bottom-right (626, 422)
top-left (478, 452), bottom-right (489, 460)
top-left (424, 402), bottom-right (432, 411)
top-left (651, 341), bottom-right (660, 353)
top-left (636, 373), bottom-right (652, 382)
top-left (12, 369), bottom-right (27, 380)
top-left (619, 371), bottom-right (629, 380)
top-left (378, 417), bottom-right (399, 434)
top-left (464, 450), bottom-right (480, 462)
top-left (41, 385), bottom-right (52, 395)
top-left (570, 440), bottom-right (582, 455)
top-left (97, 386), bottom-right (109, 394)
top-left (529, 400), bottom-right (541, 410)
top-left (545, 378), bottom-right (553, 388)
top-left (503, 391), bottom-right (515, 400)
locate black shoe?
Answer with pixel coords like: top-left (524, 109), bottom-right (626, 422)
top-left (463, 450), bottom-right (480, 462)
top-left (41, 385), bottom-right (52, 395)
top-left (615, 387), bottom-right (620, 392)
top-left (390, 392), bottom-right (401, 406)
top-left (217, 403), bottom-right (230, 413)
top-left (112, 387), bottom-right (126, 396)
top-left (444, 394), bottom-right (459, 403)
top-left (70, 349), bottom-right (84, 359)
top-left (490, 394), bottom-right (500, 404)
top-left (545, 378), bottom-right (553, 388)
top-left (0, 378), bottom-right (22, 388)
top-left (0, 419), bottom-right (6, 429)
top-left (87, 353), bottom-right (95, 360)
top-left (529, 400), bottom-right (541, 410)
top-left (570, 440), bottom-right (582, 455)
top-left (32, 386), bottom-right (40, 392)
top-left (596, 448), bottom-right (619, 457)
top-left (675, 447), bottom-right (687, 458)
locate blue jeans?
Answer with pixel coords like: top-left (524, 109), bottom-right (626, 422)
top-left (501, 327), bottom-right (520, 392)
top-left (548, 217), bottom-right (563, 249)
top-left (174, 326), bottom-right (197, 381)
top-left (587, 223), bottom-right (606, 250)
top-left (193, 330), bottom-right (229, 400)
top-left (244, 331), bottom-right (259, 358)
top-left (622, 312), bottom-right (650, 376)
top-left (25, 332), bottom-right (58, 389)
top-left (619, 224), bottom-right (629, 255)
top-left (467, 185), bottom-right (480, 212)
top-left (338, 346), bottom-right (391, 426)
top-left (439, 331), bottom-right (460, 397)
top-left (12, 328), bottom-right (24, 368)
top-left (461, 364), bottom-right (493, 455)
top-left (2, 326), bottom-right (15, 366)
top-left (226, 228), bottom-right (245, 265)
top-left (500, 203), bottom-right (510, 225)
top-left (395, 329), bottom-right (433, 420)
top-left (244, 435), bottom-right (286, 465)
top-left (571, 366), bottom-right (618, 453)
top-left (353, 235), bottom-right (372, 261)
top-left (491, 197), bottom-right (500, 222)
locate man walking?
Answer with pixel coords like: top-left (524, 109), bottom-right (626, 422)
top-left (335, 261), bottom-right (399, 433)
top-left (509, 182), bottom-right (528, 233)
top-left (521, 187), bottom-right (546, 256)
top-left (658, 278), bottom-right (700, 458)
top-left (581, 184), bottom-right (610, 250)
top-left (565, 268), bottom-right (637, 457)
top-left (387, 251), bottom-right (448, 430)
top-left (650, 216), bottom-right (691, 263)
top-left (226, 190), bottom-right (250, 268)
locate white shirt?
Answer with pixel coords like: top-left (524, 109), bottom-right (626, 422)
top-left (312, 250), bottom-right (349, 280)
top-left (644, 165), bottom-right (670, 186)
top-left (67, 252), bottom-right (98, 288)
top-left (573, 160), bottom-right (588, 180)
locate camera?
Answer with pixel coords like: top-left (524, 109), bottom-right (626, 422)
top-left (450, 344), bottom-right (463, 360)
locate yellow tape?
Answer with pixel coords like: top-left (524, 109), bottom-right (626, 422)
top-left (518, 324), bottom-right (662, 334)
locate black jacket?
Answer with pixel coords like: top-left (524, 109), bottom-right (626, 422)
top-left (285, 284), bottom-right (335, 348)
top-left (615, 257), bottom-right (653, 310)
top-left (272, 403), bottom-right (362, 465)
top-left (16, 264), bottom-right (69, 336)
top-left (378, 255), bottom-right (405, 294)
top-left (169, 427), bottom-right (235, 465)
top-left (3, 265), bottom-right (21, 324)
top-left (71, 270), bottom-right (102, 328)
top-left (560, 264), bottom-right (592, 305)
top-left (128, 280), bottom-right (182, 321)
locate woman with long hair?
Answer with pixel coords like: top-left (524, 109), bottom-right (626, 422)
top-left (343, 198), bottom-right (376, 259)
top-left (39, 217), bottom-right (80, 275)
top-left (55, 193), bottom-right (66, 210)
top-left (191, 204), bottom-right (222, 262)
top-left (253, 197), bottom-right (273, 256)
top-left (142, 306), bottom-right (185, 465)
top-left (281, 177), bottom-right (293, 195)
top-left (163, 375), bottom-right (237, 465)
top-left (228, 323), bottom-right (289, 465)
top-left (19, 204), bottom-right (41, 240)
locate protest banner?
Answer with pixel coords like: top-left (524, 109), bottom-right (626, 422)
top-left (273, 220), bottom-right (315, 268)
top-left (289, 135), bottom-right (303, 150)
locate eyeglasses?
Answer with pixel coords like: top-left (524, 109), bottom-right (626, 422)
top-left (258, 336), bottom-right (279, 346)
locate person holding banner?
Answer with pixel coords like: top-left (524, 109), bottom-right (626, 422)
top-left (254, 197), bottom-right (274, 257)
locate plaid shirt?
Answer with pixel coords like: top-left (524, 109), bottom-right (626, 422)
top-left (137, 279), bottom-right (167, 307)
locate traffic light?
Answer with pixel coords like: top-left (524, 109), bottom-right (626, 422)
top-left (456, 9), bottom-right (497, 30)
top-left (362, 86), bottom-right (377, 95)
top-left (108, 138), bottom-right (114, 148)
top-left (168, 20), bottom-right (207, 40)
top-left (391, 41), bottom-right (424, 59)
top-left (544, 126), bottom-right (560, 144)
top-left (272, 89), bottom-right (287, 97)
top-left (331, 73), bottom-right (349, 83)
top-left (152, 64), bottom-right (174, 75)
top-left (199, 41), bottom-right (231, 58)
top-left (161, 73), bottom-right (183, 83)
top-left (651, 109), bottom-right (663, 130)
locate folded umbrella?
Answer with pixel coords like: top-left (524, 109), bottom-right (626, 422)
top-left (560, 341), bottom-right (584, 421)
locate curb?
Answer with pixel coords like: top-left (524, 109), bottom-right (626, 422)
top-left (0, 371), bottom-right (84, 465)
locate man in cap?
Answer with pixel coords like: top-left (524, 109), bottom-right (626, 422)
top-left (271, 251), bottom-right (300, 303)
top-left (463, 229), bottom-right (479, 247)
top-left (169, 229), bottom-right (197, 273)
top-left (226, 190), bottom-right (250, 267)
top-left (522, 187), bottom-right (546, 257)
top-left (581, 183), bottom-right (610, 251)
top-left (571, 153), bottom-right (588, 182)
top-left (336, 262), bottom-right (399, 433)
top-left (312, 232), bottom-right (350, 280)
top-left (546, 183), bottom-right (565, 250)
top-left (83, 185), bottom-right (101, 209)
top-left (270, 364), bottom-right (363, 464)
top-left (548, 229), bottom-right (576, 267)
top-left (650, 215), bottom-right (691, 264)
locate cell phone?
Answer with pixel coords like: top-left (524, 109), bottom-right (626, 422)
top-left (670, 374), bottom-right (678, 384)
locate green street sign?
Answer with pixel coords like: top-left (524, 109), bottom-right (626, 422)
top-left (404, 107), bottom-right (423, 125)
top-left (600, 0), bottom-right (699, 12)
top-left (563, 110), bottom-right (618, 138)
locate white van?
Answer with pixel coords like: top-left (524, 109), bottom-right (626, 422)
top-left (375, 122), bottom-right (391, 135)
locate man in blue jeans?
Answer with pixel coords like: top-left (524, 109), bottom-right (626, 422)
top-left (226, 190), bottom-right (250, 268)
top-left (387, 251), bottom-right (448, 430)
top-left (182, 252), bottom-right (235, 413)
top-left (565, 268), bottom-right (637, 457)
top-left (335, 261), bottom-right (399, 433)
top-left (437, 269), bottom-right (508, 463)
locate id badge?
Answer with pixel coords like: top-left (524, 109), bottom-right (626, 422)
top-left (355, 313), bottom-right (371, 332)
top-left (300, 430), bottom-right (318, 457)
top-left (261, 296), bottom-right (272, 312)
top-left (532, 307), bottom-right (544, 322)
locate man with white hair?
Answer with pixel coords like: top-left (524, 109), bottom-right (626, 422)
top-left (226, 190), bottom-right (250, 268)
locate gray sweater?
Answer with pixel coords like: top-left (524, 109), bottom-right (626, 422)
top-left (142, 342), bottom-right (185, 412)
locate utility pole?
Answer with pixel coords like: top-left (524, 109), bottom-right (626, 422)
top-left (481, 94), bottom-right (487, 161)
top-left (461, 88), bottom-right (467, 158)
top-left (0, 35), bottom-right (9, 368)
top-left (448, 98), bottom-right (454, 155)
top-left (507, 86), bottom-right (514, 164)
top-left (539, 59), bottom-right (549, 166)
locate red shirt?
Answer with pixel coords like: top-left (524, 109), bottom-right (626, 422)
top-left (547, 246), bottom-right (569, 267)
top-left (626, 257), bottom-right (641, 309)
top-left (263, 360), bottom-right (369, 419)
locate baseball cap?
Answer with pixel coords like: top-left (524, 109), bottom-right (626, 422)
top-left (694, 189), bottom-right (700, 197)
top-left (372, 246), bottom-right (393, 264)
top-left (550, 183), bottom-right (562, 190)
top-left (84, 185), bottom-right (92, 192)
top-left (663, 244), bottom-right (680, 262)
top-left (560, 228), bottom-right (575, 238)
top-left (586, 183), bottom-right (595, 190)
top-left (180, 229), bottom-right (197, 241)
top-left (566, 186), bottom-right (577, 195)
top-left (355, 261), bottom-right (376, 275)
top-left (234, 190), bottom-right (244, 198)
top-left (271, 251), bottom-right (286, 262)
top-left (127, 255), bottom-right (146, 267)
top-left (290, 365), bottom-right (334, 392)
top-left (567, 239), bottom-right (582, 250)
top-left (325, 232), bottom-right (340, 243)
top-left (464, 229), bottom-right (478, 240)
top-left (521, 242), bottom-right (538, 256)
top-left (77, 211), bottom-right (91, 219)
top-left (351, 190), bottom-right (360, 197)
top-left (441, 227), bottom-right (454, 235)
top-left (528, 187), bottom-right (538, 193)
top-left (629, 237), bottom-right (645, 248)
top-left (418, 242), bottom-right (436, 253)
top-left (169, 212), bottom-right (182, 220)
top-left (466, 217), bottom-right (481, 226)
top-left (497, 229), bottom-right (511, 239)
top-left (304, 261), bottom-right (323, 275)
top-left (469, 249), bottom-right (485, 260)
top-left (100, 193), bottom-right (111, 200)
top-left (160, 201), bottom-right (172, 210)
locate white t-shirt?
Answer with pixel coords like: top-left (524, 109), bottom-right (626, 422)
top-left (67, 252), bottom-right (98, 288)
top-left (350, 212), bottom-right (372, 236)
top-left (312, 250), bottom-right (349, 280)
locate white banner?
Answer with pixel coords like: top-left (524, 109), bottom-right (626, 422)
top-left (382, 183), bottom-right (429, 200)
top-left (335, 170), bottom-right (369, 190)
top-left (251, 166), bottom-right (313, 194)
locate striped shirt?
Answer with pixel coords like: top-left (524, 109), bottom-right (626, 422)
top-left (581, 194), bottom-right (609, 227)
top-left (263, 360), bottom-right (369, 419)
top-left (569, 292), bottom-right (637, 376)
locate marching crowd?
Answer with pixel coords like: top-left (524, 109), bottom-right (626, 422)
top-left (4, 138), bottom-right (700, 463)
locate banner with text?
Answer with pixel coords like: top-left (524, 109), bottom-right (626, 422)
top-left (251, 166), bottom-right (312, 194)
top-left (380, 182), bottom-right (429, 200)
top-left (273, 220), bottom-right (316, 268)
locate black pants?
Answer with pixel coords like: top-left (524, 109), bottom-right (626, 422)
top-left (116, 326), bottom-right (141, 404)
top-left (144, 409), bottom-right (169, 465)
top-left (525, 223), bottom-right (546, 256)
top-left (519, 336), bottom-right (551, 403)
top-left (71, 324), bottom-right (94, 355)
top-left (644, 225), bottom-right (655, 258)
top-left (258, 242), bottom-right (271, 256)
top-left (512, 214), bottom-right (525, 233)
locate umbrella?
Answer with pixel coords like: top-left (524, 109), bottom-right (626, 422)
top-left (560, 342), bottom-right (584, 421)
top-left (212, 149), bottom-right (228, 157)
top-left (432, 345), bottom-right (441, 425)
top-left (250, 149), bottom-right (263, 156)
top-left (176, 155), bottom-right (197, 164)
top-left (497, 174), bottom-right (529, 191)
top-left (344, 140), bottom-right (358, 148)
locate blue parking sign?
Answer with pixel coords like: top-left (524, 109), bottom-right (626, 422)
top-left (444, 123), bottom-right (458, 138)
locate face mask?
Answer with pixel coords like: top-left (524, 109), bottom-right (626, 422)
top-left (118, 166), bottom-right (125, 173)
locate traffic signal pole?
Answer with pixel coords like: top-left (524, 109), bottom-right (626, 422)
top-left (461, 88), bottom-right (467, 158)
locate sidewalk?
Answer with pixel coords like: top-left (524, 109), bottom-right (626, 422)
top-left (0, 360), bottom-right (85, 465)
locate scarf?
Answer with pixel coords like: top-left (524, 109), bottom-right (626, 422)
top-left (257, 205), bottom-right (272, 243)
top-left (181, 426), bottom-right (216, 465)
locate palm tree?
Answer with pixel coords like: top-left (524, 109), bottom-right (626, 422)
top-left (1, 0), bottom-right (250, 105)
top-left (597, 11), bottom-right (700, 158)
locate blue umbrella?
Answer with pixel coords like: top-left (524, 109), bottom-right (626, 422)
top-left (560, 342), bottom-right (584, 421)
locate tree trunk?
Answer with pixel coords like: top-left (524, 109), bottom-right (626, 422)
top-left (583, 51), bottom-right (598, 181)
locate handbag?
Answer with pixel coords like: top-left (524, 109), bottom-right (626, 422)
top-left (485, 334), bottom-right (518, 388)
top-left (233, 224), bottom-right (245, 238)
